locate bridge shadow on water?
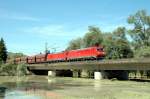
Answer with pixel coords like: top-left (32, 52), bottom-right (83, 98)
top-left (129, 79), bottom-right (150, 82)
top-left (31, 70), bottom-right (73, 77)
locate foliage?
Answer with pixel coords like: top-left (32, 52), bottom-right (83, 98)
top-left (127, 10), bottom-right (150, 58)
top-left (0, 63), bottom-right (17, 76)
top-left (83, 26), bottom-right (103, 47)
top-left (103, 27), bottom-right (133, 59)
top-left (0, 38), bottom-right (7, 63)
top-left (17, 64), bottom-right (27, 76)
top-left (66, 38), bottom-right (83, 50)
top-left (102, 33), bottom-right (118, 59)
top-left (0, 63), bottom-right (28, 76)
top-left (127, 10), bottom-right (150, 47)
top-left (134, 46), bottom-right (150, 58)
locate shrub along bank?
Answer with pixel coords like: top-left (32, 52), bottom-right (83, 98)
top-left (0, 63), bottom-right (28, 76)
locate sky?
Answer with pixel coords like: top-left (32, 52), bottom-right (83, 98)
top-left (0, 0), bottom-right (150, 55)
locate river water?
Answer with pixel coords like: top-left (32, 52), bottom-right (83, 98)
top-left (0, 76), bottom-right (150, 99)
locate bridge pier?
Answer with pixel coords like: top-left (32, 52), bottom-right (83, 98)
top-left (94, 71), bottom-right (103, 80)
top-left (81, 69), bottom-right (89, 78)
top-left (72, 70), bottom-right (80, 78)
top-left (94, 71), bottom-right (108, 80)
top-left (48, 70), bottom-right (56, 77)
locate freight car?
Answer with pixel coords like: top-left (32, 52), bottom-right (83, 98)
top-left (14, 57), bottom-right (27, 64)
top-left (14, 46), bottom-right (105, 64)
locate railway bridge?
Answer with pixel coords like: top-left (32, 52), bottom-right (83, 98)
top-left (27, 58), bottom-right (150, 80)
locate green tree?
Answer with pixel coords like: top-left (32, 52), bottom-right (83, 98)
top-left (134, 46), bottom-right (150, 58)
top-left (66, 38), bottom-right (83, 50)
top-left (127, 10), bottom-right (150, 58)
top-left (113, 27), bottom-right (127, 40)
top-left (17, 64), bottom-right (27, 76)
top-left (83, 26), bottom-right (103, 47)
top-left (102, 33), bottom-right (117, 59)
top-left (113, 27), bottom-right (133, 58)
top-left (0, 38), bottom-right (7, 63)
top-left (127, 10), bottom-right (150, 47)
top-left (103, 27), bottom-right (133, 59)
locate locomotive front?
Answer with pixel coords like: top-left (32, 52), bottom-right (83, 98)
top-left (96, 46), bottom-right (106, 58)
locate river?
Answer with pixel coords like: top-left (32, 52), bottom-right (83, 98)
top-left (0, 76), bottom-right (150, 99)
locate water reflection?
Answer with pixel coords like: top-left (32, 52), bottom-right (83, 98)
top-left (5, 90), bottom-right (42, 99)
top-left (93, 80), bottom-right (101, 91)
top-left (0, 76), bottom-right (63, 99)
top-left (0, 86), bottom-right (7, 99)
top-left (0, 76), bottom-right (150, 99)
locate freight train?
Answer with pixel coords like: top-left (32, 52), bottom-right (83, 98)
top-left (14, 46), bottom-right (105, 64)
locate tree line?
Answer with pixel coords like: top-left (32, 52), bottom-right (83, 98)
top-left (66, 10), bottom-right (150, 59)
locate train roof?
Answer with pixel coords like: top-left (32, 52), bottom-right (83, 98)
top-left (68, 46), bottom-right (103, 52)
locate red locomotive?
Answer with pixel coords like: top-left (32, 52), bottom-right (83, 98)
top-left (14, 46), bottom-right (105, 64)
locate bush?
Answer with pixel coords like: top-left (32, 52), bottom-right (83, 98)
top-left (17, 64), bottom-right (27, 76)
top-left (0, 63), bottom-right (17, 76)
top-left (0, 63), bottom-right (28, 76)
top-left (134, 46), bottom-right (150, 58)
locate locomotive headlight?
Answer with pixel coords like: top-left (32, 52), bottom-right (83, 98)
top-left (97, 52), bottom-right (101, 55)
top-left (102, 52), bottom-right (106, 56)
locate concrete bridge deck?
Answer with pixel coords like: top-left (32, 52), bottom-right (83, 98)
top-left (27, 58), bottom-right (150, 70)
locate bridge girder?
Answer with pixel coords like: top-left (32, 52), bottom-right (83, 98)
top-left (27, 59), bottom-right (150, 71)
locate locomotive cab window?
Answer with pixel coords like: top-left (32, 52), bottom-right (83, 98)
top-left (97, 48), bottom-right (103, 51)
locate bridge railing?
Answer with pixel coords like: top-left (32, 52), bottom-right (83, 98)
top-left (96, 58), bottom-right (150, 64)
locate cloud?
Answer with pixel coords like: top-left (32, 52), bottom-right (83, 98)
top-left (0, 9), bottom-right (39, 21)
top-left (9, 15), bottom-right (39, 21)
top-left (24, 24), bottom-right (86, 38)
top-left (27, 25), bottom-right (66, 36)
